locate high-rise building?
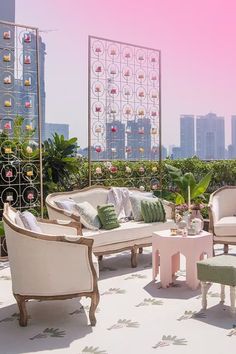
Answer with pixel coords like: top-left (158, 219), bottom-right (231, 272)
top-left (44, 122), bottom-right (69, 141)
top-left (171, 146), bottom-right (182, 160)
top-left (196, 113), bottom-right (225, 160)
top-left (127, 118), bottom-right (151, 160)
top-left (22, 33), bottom-right (46, 140)
top-left (0, 0), bottom-right (15, 22)
top-left (0, 3), bottom-right (16, 122)
top-left (0, 2), bottom-right (46, 141)
top-left (231, 116), bottom-right (236, 158)
top-left (180, 115), bottom-right (195, 158)
top-left (106, 120), bottom-right (125, 160)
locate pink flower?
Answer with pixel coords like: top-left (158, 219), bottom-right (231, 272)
top-left (110, 166), bottom-right (118, 174)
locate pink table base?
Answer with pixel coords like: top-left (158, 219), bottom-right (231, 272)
top-left (152, 230), bottom-right (213, 290)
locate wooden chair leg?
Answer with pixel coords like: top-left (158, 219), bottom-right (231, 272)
top-left (89, 289), bottom-right (100, 326)
top-left (14, 294), bottom-right (28, 327)
top-left (224, 244), bottom-right (229, 254)
top-left (131, 247), bottom-right (138, 268)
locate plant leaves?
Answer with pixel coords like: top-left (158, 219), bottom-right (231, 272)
top-left (191, 171), bottom-right (212, 199)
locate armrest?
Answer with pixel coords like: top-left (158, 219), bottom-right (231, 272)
top-left (37, 218), bottom-right (82, 235)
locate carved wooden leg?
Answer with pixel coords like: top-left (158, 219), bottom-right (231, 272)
top-left (201, 282), bottom-right (208, 310)
top-left (139, 247), bottom-right (143, 254)
top-left (89, 289), bottom-right (100, 326)
top-left (98, 255), bottom-right (103, 261)
top-left (14, 294), bottom-right (28, 327)
top-left (224, 244), bottom-right (229, 254)
top-left (131, 247), bottom-right (138, 268)
top-left (230, 286), bottom-right (236, 315)
top-left (220, 284), bottom-right (225, 304)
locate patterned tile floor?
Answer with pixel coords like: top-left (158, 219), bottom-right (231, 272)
top-left (1, 247), bottom-right (236, 354)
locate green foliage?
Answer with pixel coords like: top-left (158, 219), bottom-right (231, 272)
top-left (0, 221), bottom-right (4, 237)
top-left (43, 154), bottom-right (236, 210)
top-left (165, 163), bottom-right (212, 204)
top-left (43, 133), bottom-right (80, 191)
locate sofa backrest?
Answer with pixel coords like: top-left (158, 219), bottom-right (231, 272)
top-left (49, 187), bottom-right (109, 210)
top-left (71, 188), bottom-right (109, 208)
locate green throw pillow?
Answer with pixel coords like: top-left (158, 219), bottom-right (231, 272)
top-left (141, 199), bottom-right (166, 223)
top-left (97, 204), bottom-right (120, 230)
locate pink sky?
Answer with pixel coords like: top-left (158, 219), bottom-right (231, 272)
top-left (17, 0), bottom-right (236, 149)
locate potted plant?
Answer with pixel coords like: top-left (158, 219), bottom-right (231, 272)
top-left (165, 164), bottom-right (212, 224)
top-left (0, 221), bottom-right (7, 259)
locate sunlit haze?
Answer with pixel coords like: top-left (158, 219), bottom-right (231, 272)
top-left (16, 0), bottom-right (236, 148)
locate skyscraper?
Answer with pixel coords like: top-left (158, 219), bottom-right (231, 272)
top-left (0, 1), bottom-right (46, 141)
top-left (22, 33), bottom-right (46, 140)
top-left (106, 120), bottom-right (125, 160)
top-left (231, 116), bottom-right (236, 158)
top-left (0, 2), bottom-right (16, 122)
top-left (127, 118), bottom-right (152, 160)
top-left (180, 115), bottom-right (195, 158)
top-left (0, 0), bottom-right (15, 22)
top-left (44, 122), bottom-right (69, 141)
top-left (196, 113), bottom-right (225, 160)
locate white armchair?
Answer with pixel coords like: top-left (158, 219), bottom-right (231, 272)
top-left (209, 186), bottom-right (236, 253)
top-left (2, 204), bottom-right (99, 327)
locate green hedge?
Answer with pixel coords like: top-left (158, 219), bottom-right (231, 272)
top-left (46, 157), bottom-right (236, 199)
top-left (70, 157), bottom-right (236, 194)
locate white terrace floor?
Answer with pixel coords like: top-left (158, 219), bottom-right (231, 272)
top-left (1, 246), bottom-right (236, 354)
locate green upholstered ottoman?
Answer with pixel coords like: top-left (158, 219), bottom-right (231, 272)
top-left (197, 255), bottom-right (236, 314)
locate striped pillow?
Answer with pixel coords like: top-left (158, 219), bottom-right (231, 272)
top-left (141, 199), bottom-right (166, 223)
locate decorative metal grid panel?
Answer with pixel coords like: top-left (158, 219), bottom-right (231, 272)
top-left (0, 21), bottom-right (43, 217)
top-left (88, 36), bottom-right (161, 163)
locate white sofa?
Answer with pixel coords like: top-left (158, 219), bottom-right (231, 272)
top-left (209, 186), bottom-right (236, 253)
top-left (46, 186), bottom-right (176, 267)
top-left (3, 204), bottom-right (99, 327)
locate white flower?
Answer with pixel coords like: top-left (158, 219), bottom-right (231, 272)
top-left (95, 167), bottom-right (102, 174)
top-left (104, 161), bottom-right (112, 168)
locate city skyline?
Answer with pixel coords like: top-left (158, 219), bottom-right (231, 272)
top-left (15, 0), bottom-right (236, 148)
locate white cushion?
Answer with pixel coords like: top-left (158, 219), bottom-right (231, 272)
top-left (54, 199), bottom-right (76, 212)
top-left (15, 211), bottom-right (25, 228)
top-left (214, 216), bottom-right (236, 237)
top-left (74, 201), bottom-right (101, 230)
top-left (82, 219), bottom-right (175, 247)
top-left (19, 211), bottom-right (42, 233)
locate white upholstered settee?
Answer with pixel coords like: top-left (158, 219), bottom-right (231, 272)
top-left (209, 186), bottom-right (236, 253)
top-left (3, 204), bottom-right (99, 327)
top-left (46, 186), bottom-right (176, 267)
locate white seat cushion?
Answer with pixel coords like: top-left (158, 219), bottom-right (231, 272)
top-left (214, 216), bottom-right (236, 237)
top-left (82, 219), bottom-right (175, 247)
